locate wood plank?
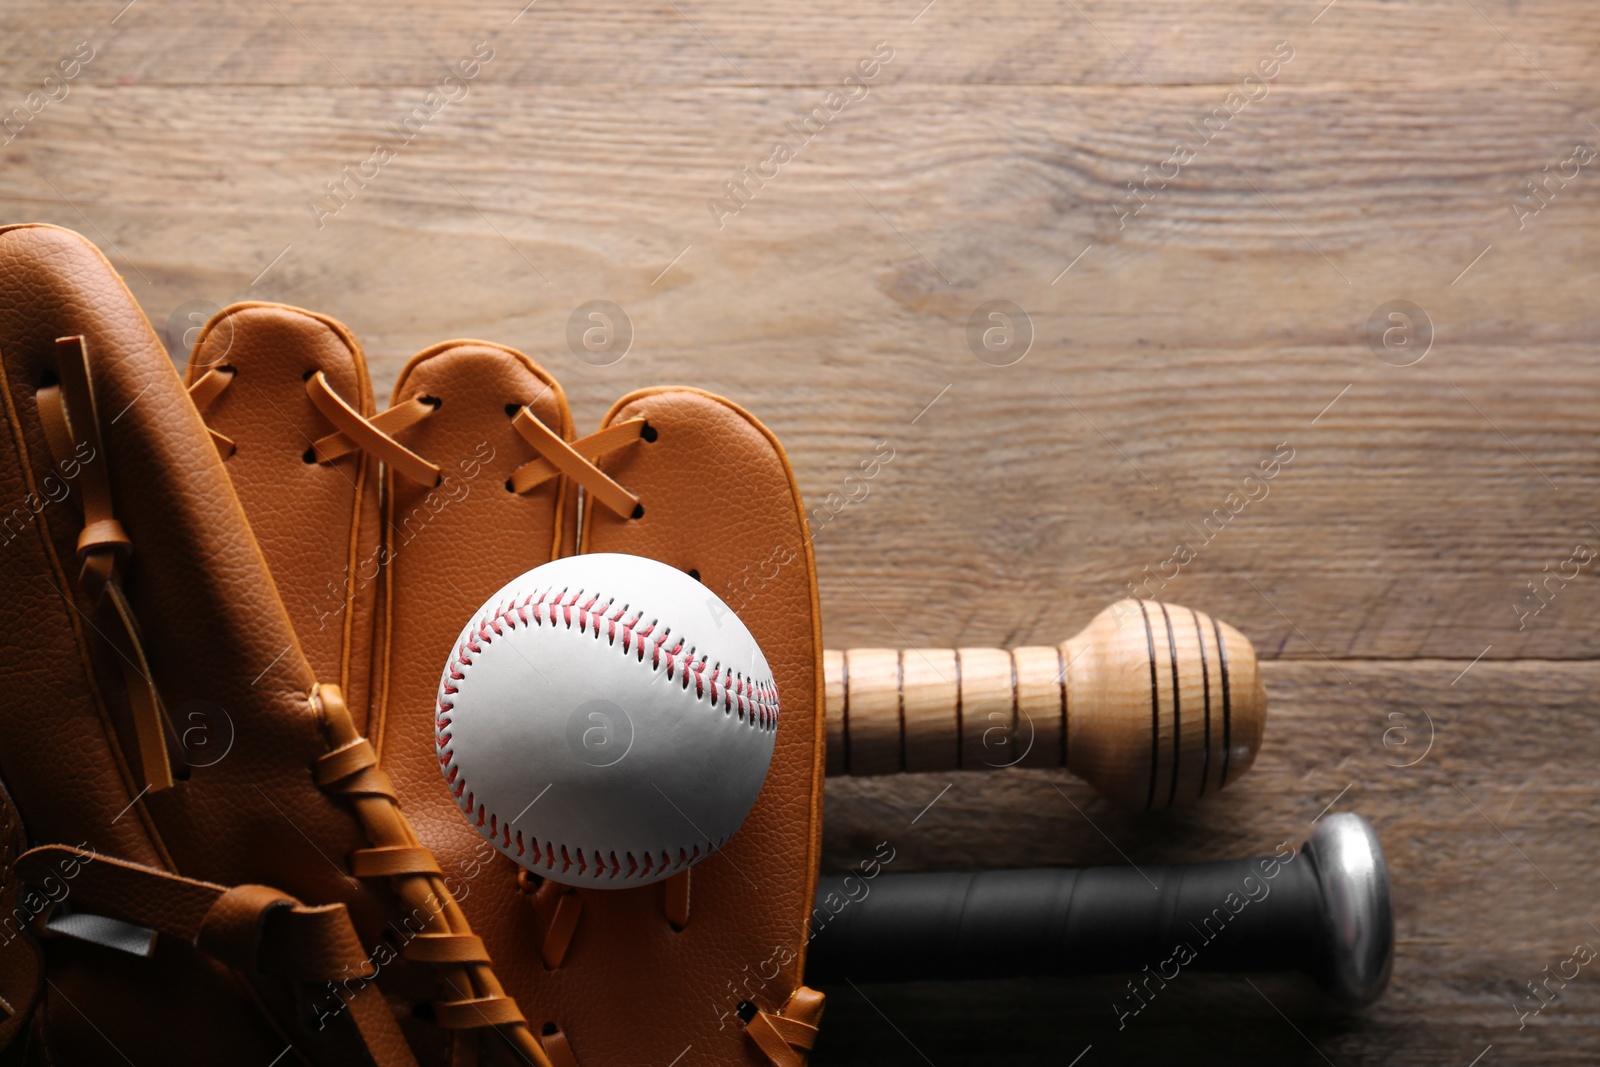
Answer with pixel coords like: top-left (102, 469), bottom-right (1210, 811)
top-left (0, 0), bottom-right (1590, 88)
top-left (818, 659), bottom-right (1600, 1064)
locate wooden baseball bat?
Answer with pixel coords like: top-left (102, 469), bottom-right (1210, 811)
top-left (822, 599), bottom-right (1266, 809)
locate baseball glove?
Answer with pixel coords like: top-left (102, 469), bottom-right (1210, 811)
top-left (0, 227), bottom-right (591, 1064)
top-left (182, 303), bottom-right (829, 1065)
top-left (0, 223), bottom-right (825, 1065)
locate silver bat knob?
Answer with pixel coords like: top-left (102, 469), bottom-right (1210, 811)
top-left (1304, 813), bottom-right (1394, 1007)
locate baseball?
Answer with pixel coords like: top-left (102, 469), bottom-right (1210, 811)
top-left (434, 552), bottom-right (779, 888)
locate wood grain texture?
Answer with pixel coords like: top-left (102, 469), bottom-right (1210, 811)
top-left (2, 85), bottom-right (1596, 655)
top-left (824, 599), bottom-right (1266, 809)
top-left (1, 1), bottom-right (1594, 87)
top-left (0, 0), bottom-right (1595, 1061)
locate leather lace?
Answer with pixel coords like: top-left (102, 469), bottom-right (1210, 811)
top-left (13, 844), bottom-right (420, 1066)
top-left (312, 685), bottom-right (550, 1062)
top-left (185, 366), bottom-right (237, 457)
top-left (508, 407), bottom-right (647, 519)
top-left (304, 371), bottom-right (440, 486)
top-left (188, 365), bottom-right (445, 486)
top-left (38, 336), bottom-right (177, 794)
top-left (190, 370), bottom-right (649, 520)
top-left (743, 999), bottom-right (822, 1067)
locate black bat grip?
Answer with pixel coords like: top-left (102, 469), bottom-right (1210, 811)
top-left (806, 813), bottom-right (1392, 1007)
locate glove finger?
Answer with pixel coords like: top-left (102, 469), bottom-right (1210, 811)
top-left (558, 387), bottom-right (827, 1066)
top-left (184, 301), bottom-right (384, 730)
top-left (374, 339), bottom-right (574, 880)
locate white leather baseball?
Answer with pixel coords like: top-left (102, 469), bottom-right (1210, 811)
top-left (435, 552), bottom-right (778, 888)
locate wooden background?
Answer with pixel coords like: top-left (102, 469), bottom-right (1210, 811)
top-left (3, 0), bottom-right (1598, 1062)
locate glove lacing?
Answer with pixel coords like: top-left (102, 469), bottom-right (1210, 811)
top-left (33, 337), bottom-right (548, 1065)
top-left (190, 367), bottom-right (821, 1065)
top-left (191, 365), bottom-right (651, 520)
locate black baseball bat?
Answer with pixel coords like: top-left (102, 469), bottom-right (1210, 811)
top-left (805, 813), bottom-right (1393, 1007)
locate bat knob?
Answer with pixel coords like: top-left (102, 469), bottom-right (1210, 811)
top-left (1304, 813), bottom-right (1394, 1007)
top-left (1066, 600), bottom-right (1266, 809)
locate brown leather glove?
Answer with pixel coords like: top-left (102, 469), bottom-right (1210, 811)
top-left (179, 305), bottom-right (829, 1060)
top-left (0, 225), bottom-right (542, 1066)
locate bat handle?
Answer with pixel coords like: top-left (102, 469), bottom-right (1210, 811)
top-left (823, 599), bottom-right (1267, 808)
top-left (805, 813), bottom-right (1393, 1008)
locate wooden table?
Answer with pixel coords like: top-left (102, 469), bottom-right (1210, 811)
top-left (3, 1), bottom-right (1596, 1062)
